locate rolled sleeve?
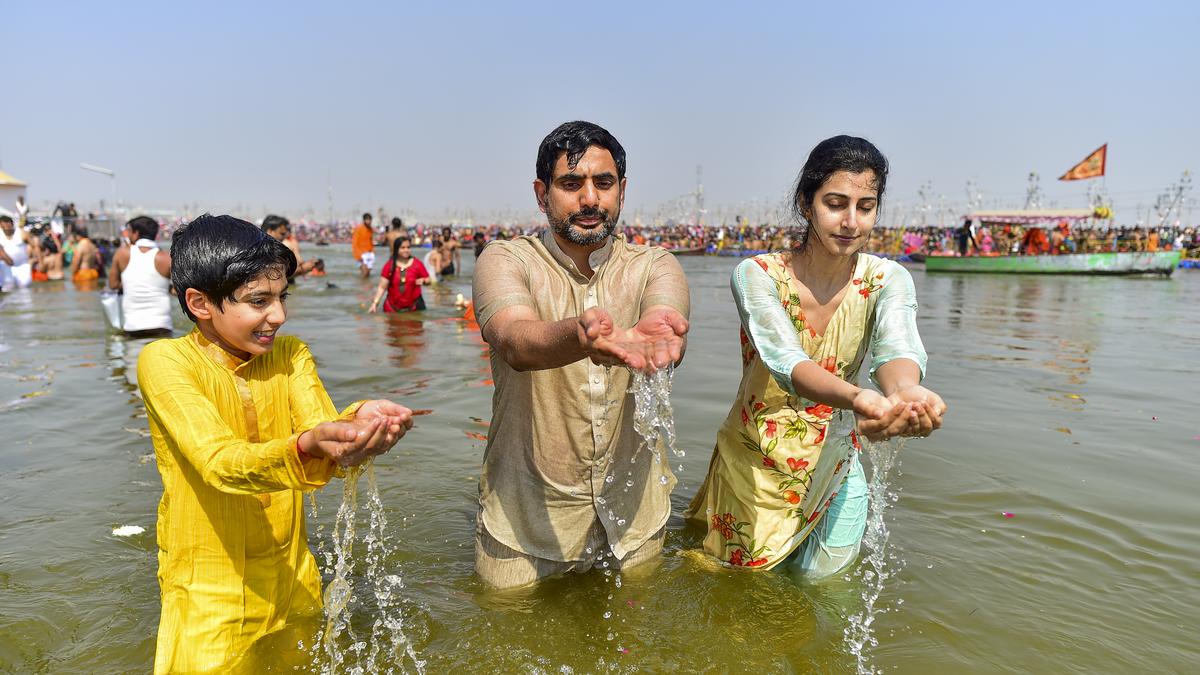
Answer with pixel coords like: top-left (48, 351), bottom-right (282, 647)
top-left (472, 241), bottom-right (537, 332)
top-left (731, 259), bottom-right (812, 396)
top-left (868, 261), bottom-right (928, 383)
top-left (641, 250), bottom-right (691, 318)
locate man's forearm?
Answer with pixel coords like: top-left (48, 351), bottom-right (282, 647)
top-left (492, 317), bottom-right (587, 371)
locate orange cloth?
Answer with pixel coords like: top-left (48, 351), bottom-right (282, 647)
top-left (32, 269), bottom-right (49, 282)
top-left (73, 268), bottom-right (99, 282)
top-left (351, 224), bottom-right (374, 259)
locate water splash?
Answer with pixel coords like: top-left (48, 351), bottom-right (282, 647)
top-left (844, 437), bottom-right (907, 675)
top-left (313, 461), bottom-right (425, 674)
top-left (630, 364), bottom-right (681, 461)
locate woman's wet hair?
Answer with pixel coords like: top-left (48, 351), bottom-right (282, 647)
top-left (790, 135), bottom-right (889, 250)
top-left (171, 214), bottom-right (297, 322)
top-left (391, 236), bottom-right (412, 258)
top-left (536, 121), bottom-right (627, 186)
top-left (126, 215), bottom-right (160, 241)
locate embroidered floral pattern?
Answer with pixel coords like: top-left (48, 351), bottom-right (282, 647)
top-left (852, 271), bottom-right (885, 298)
top-left (710, 512), bottom-right (769, 567)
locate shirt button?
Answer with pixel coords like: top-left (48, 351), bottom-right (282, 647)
top-left (593, 376), bottom-right (601, 384)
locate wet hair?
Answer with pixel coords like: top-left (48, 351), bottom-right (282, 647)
top-left (789, 135), bottom-right (889, 250)
top-left (261, 214), bottom-right (290, 233)
top-left (126, 215), bottom-right (160, 241)
top-left (362, 213), bottom-right (372, 222)
top-left (390, 217), bottom-right (403, 230)
top-left (74, 226), bottom-right (89, 238)
top-left (0, 215), bottom-right (11, 225)
top-left (170, 214), bottom-right (297, 322)
top-left (535, 121), bottom-right (626, 186)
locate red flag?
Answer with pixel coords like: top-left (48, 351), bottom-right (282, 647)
top-left (1058, 144), bottom-right (1107, 181)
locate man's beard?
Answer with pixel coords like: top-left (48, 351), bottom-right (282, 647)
top-left (548, 206), bottom-right (619, 246)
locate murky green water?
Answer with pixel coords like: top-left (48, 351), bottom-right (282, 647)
top-left (2, 245), bottom-right (1197, 673)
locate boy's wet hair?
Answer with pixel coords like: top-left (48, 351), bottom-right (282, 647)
top-left (171, 214), bottom-right (297, 322)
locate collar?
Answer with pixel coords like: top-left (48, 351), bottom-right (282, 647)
top-left (190, 327), bottom-right (254, 373)
top-left (541, 229), bottom-right (615, 279)
top-left (134, 239), bottom-right (157, 248)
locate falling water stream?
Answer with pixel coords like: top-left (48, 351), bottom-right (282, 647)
top-left (844, 437), bottom-right (907, 675)
top-left (312, 461), bottom-right (425, 674)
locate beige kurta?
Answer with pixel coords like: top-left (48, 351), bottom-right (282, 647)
top-left (472, 231), bottom-right (690, 561)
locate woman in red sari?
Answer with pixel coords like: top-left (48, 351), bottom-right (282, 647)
top-left (368, 237), bottom-right (431, 313)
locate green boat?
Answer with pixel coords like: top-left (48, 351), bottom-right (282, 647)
top-left (925, 208), bottom-right (1181, 275)
top-left (925, 251), bottom-right (1182, 275)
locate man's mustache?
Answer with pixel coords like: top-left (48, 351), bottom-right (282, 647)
top-left (570, 208), bottom-right (609, 224)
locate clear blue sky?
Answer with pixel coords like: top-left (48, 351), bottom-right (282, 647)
top-left (5, 0), bottom-right (1198, 225)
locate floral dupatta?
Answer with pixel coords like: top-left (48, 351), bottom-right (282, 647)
top-left (688, 252), bottom-right (885, 569)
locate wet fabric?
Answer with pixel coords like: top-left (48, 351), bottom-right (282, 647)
top-left (786, 454), bottom-right (868, 578)
top-left (472, 231), bottom-right (690, 562)
top-left (138, 329), bottom-right (362, 673)
top-left (381, 257), bottom-right (430, 312)
top-left (686, 253), bottom-right (925, 570)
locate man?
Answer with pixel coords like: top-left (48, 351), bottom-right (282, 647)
top-left (472, 230), bottom-right (487, 258)
top-left (68, 226), bottom-right (102, 284)
top-left (471, 121), bottom-right (690, 589)
top-left (351, 212), bottom-right (375, 278)
top-left (14, 195), bottom-right (28, 228)
top-left (108, 216), bottom-right (174, 336)
top-left (440, 226), bottom-right (461, 276)
top-left (385, 217), bottom-right (405, 250)
top-left (0, 215), bottom-right (34, 290)
top-left (262, 215), bottom-right (319, 278)
top-left (955, 217), bottom-right (977, 256)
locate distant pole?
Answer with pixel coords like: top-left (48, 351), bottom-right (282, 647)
top-left (80, 162), bottom-right (118, 237)
top-left (695, 165), bottom-right (704, 228)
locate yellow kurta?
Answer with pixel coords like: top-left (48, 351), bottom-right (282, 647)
top-left (138, 329), bottom-right (361, 673)
top-left (687, 253), bottom-right (885, 569)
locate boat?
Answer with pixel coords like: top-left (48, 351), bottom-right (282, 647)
top-left (926, 251), bottom-right (1181, 275)
top-left (925, 209), bottom-right (1181, 276)
top-left (1180, 258), bottom-right (1200, 269)
top-left (664, 246), bottom-right (707, 256)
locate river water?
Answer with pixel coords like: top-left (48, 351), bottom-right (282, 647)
top-left (1, 245), bottom-right (1196, 672)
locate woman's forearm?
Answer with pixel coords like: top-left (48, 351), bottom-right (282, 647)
top-left (790, 360), bottom-right (861, 409)
top-left (873, 358), bottom-right (922, 396)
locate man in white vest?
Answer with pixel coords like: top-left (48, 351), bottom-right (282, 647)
top-left (108, 215), bottom-right (174, 337)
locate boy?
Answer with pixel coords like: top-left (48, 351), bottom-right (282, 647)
top-left (137, 214), bottom-right (412, 673)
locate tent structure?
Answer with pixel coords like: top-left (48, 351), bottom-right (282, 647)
top-left (0, 170), bottom-right (28, 220)
top-left (967, 208), bottom-right (1105, 226)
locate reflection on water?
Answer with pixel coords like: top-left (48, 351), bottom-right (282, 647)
top-left (1, 250), bottom-right (1198, 673)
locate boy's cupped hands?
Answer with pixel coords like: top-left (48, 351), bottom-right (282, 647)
top-left (299, 399), bottom-right (414, 467)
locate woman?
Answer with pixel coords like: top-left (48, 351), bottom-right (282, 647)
top-left (687, 136), bottom-right (946, 576)
top-left (368, 236), bottom-right (431, 313)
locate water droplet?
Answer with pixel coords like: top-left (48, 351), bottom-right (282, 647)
top-left (616, 518), bottom-right (626, 526)
top-left (659, 475), bottom-right (669, 485)
top-left (603, 611), bottom-right (612, 619)
top-left (605, 475), bottom-right (614, 484)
